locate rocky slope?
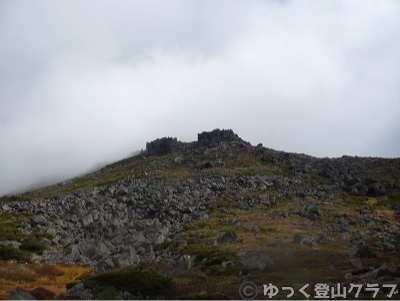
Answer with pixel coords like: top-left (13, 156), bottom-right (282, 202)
top-left (1, 129), bottom-right (400, 299)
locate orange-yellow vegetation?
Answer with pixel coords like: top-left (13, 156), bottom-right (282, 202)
top-left (0, 262), bottom-right (91, 299)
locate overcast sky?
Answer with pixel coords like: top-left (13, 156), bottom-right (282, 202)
top-left (1, 0), bottom-right (400, 196)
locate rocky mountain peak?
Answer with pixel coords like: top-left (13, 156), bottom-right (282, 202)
top-left (145, 137), bottom-right (184, 156)
top-left (197, 128), bottom-right (248, 146)
top-left (145, 129), bottom-right (250, 157)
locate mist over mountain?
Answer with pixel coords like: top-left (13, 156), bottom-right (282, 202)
top-left (1, 0), bottom-right (400, 197)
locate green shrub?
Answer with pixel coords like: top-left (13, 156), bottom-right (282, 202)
top-left (0, 245), bottom-right (25, 260)
top-left (84, 266), bottom-right (172, 298)
top-left (20, 238), bottom-right (47, 255)
top-left (94, 287), bottom-right (120, 300)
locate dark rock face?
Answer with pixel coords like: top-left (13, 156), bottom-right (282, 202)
top-left (146, 137), bottom-right (183, 156)
top-left (197, 129), bottom-right (249, 147)
top-left (367, 182), bottom-right (386, 197)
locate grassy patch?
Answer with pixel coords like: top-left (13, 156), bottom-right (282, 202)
top-left (163, 167), bottom-right (197, 184)
top-left (0, 212), bottom-right (51, 261)
top-left (334, 196), bottom-right (366, 208)
top-left (186, 245), bottom-right (237, 266)
top-left (94, 286), bottom-right (120, 300)
top-left (83, 266), bottom-right (172, 298)
top-left (3, 155), bottom-right (169, 200)
top-left (0, 213), bottom-right (27, 241)
top-left (375, 193), bottom-right (400, 210)
top-left (310, 172), bottom-right (333, 184)
top-left (0, 262), bottom-right (91, 299)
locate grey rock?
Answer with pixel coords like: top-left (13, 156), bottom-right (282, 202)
top-left (358, 185), bottom-right (369, 196)
top-left (218, 207), bottom-right (228, 214)
top-left (294, 234), bottom-right (318, 246)
top-left (82, 213), bottom-right (94, 227)
top-left (300, 237), bottom-right (318, 246)
top-left (383, 243), bottom-right (396, 252)
top-left (177, 254), bottom-right (195, 270)
top-left (175, 240), bottom-right (187, 248)
top-left (30, 215), bottom-right (48, 227)
top-left (231, 216), bottom-right (240, 225)
top-left (217, 231), bottom-right (237, 244)
top-left (341, 232), bottom-right (351, 240)
top-left (307, 213), bottom-right (319, 221)
top-left (55, 283), bottom-right (93, 300)
top-left (124, 230), bottom-right (146, 247)
top-left (92, 210), bottom-right (100, 221)
top-left (247, 225), bottom-right (260, 233)
top-left (367, 182), bottom-right (386, 197)
top-left (241, 251), bottom-right (274, 272)
top-left (64, 245), bottom-right (85, 263)
top-left (280, 210), bottom-right (289, 218)
top-left (348, 244), bottom-right (377, 258)
top-left (144, 220), bottom-right (168, 245)
top-left (81, 240), bottom-right (111, 260)
top-left (46, 227), bottom-right (57, 237)
top-left (1, 204), bottom-right (12, 212)
top-left (355, 264), bottom-right (387, 280)
top-left (192, 210), bottom-right (209, 221)
top-left (113, 249), bottom-right (140, 269)
top-left (95, 258), bottom-right (115, 272)
top-left (8, 287), bottom-right (36, 300)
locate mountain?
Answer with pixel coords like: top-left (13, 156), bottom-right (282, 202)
top-left (0, 129), bottom-right (399, 299)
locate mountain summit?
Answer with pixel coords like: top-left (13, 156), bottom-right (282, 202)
top-left (0, 129), bottom-right (399, 299)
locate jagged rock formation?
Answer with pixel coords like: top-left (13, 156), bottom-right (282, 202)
top-left (146, 137), bottom-right (185, 156)
top-left (197, 128), bottom-right (249, 147)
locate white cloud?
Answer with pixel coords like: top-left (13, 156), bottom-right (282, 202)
top-left (0, 0), bottom-right (399, 195)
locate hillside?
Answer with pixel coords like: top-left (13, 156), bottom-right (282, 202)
top-left (1, 129), bottom-right (400, 299)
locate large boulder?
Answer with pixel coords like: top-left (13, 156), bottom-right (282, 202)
top-left (55, 283), bottom-right (93, 300)
top-left (8, 287), bottom-right (36, 300)
top-left (217, 231), bottom-right (237, 244)
top-left (112, 248), bottom-right (140, 269)
top-left (348, 244), bottom-right (377, 258)
top-left (241, 251), bottom-right (274, 272)
top-left (144, 220), bottom-right (169, 245)
top-left (192, 210), bottom-right (209, 221)
top-left (367, 182), bottom-right (386, 197)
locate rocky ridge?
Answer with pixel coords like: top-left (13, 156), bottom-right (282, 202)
top-left (1, 129), bottom-right (400, 299)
